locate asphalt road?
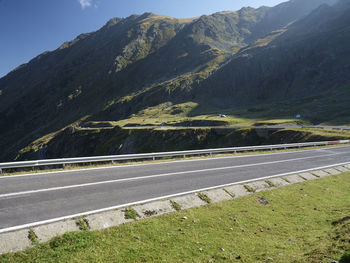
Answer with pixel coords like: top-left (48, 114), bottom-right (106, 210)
top-left (1, 146), bottom-right (350, 231)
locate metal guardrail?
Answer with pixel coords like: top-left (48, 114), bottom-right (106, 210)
top-left (0, 140), bottom-right (349, 173)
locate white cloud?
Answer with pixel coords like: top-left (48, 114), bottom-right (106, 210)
top-left (78, 0), bottom-right (92, 9)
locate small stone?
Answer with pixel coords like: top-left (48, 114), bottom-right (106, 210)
top-left (278, 253), bottom-right (283, 256)
top-left (267, 258), bottom-right (273, 261)
top-left (257, 196), bottom-right (269, 205)
top-left (241, 228), bottom-right (245, 232)
top-left (196, 241), bottom-right (200, 244)
top-left (236, 254), bottom-right (241, 259)
top-left (260, 228), bottom-right (264, 232)
top-left (288, 239), bottom-right (295, 242)
top-left (182, 216), bottom-right (188, 220)
top-left (178, 228), bottom-right (183, 232)
top-left (199, 248), bottom-right (203, 252)
top-left (329, 261), bottom-right (338, 263)
top-left (220, 248), bottom-right (225, 252)
top-left (230, 228), bottom-right (234, 231)
top-left (134, 236), bottom-right (140, 240)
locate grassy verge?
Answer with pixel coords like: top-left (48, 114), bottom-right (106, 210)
top-left (1, 173), bottom-right (349, 262)
top-left (2, 144), bottom-right (350, 177)
top-left (287, 128), bottom-right (350, 139)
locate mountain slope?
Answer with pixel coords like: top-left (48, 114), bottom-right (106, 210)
top-left (200, 0), bottom-right (350, 108)
top-left (0, 0), bottom-right (341, 161)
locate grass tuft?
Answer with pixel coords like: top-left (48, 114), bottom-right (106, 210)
top-left (223, 188), bottom-right (235, 198)
top-left (265, 180), bottom-right (277, 188)
top-left (170, 200), bottom-right (182, 211)
top-left (124, 207), bottom-right (139, 220)
top-left (144, 210), bottom-right (157, 217)
top-left (28, 229), bottom-right (38, 245)
top-left (75, 217), bottom-right (90, 231)
top-left (198, 193), bottom-right (211, 204)
top-left (244, 184), bottom-right (255, 193)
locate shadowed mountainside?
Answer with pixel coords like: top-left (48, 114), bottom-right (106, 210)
top-left (201, 0), bottom-right (350, 107)
top-left (1, 0), bottom-right (348, 161)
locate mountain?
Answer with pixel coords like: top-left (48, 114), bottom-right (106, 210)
top-left (200, 0), bottom-right (350, 107)
top-left (0, 0), bottom-right (345, 161)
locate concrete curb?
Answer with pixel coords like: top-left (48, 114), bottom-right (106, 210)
top-left (1, 163), bottom-right (349, 255)
top-left (202, 189), bottom-right (232, 203)
top-left (282, 174), bottom-right (305, 184)
top-left (244, 181), bottom-right (272, 192)
top-left (267, 177), bottom-right (290, 187)
top-left (86, 210), bottom-right (130, 231)
top-left (298, 172), bottom-right (318, 181)
top-left (133, 200), bottom-right (175, 219)
top-left (335, 166), bottom-right (349, 173)
top-left (224, 184), bottom-right (250, 198)
top-left (170, 194), bottom-right (207, 210)
top-left (311, 170), bottom-right (330, 178)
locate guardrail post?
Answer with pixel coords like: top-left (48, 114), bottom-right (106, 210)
top-left (153, 157), bottom-right (155, 161)
top-left (183, 155), bottom-right (186, 158)
top-left (62, 164), bottom-right (66, 169)
top-left (0, 168), bottom-right (2, 174)
top-left (210, 152), bottom-right (212, 157)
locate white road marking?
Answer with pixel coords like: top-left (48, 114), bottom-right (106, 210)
top-left (0, 152), bottom-right (344, 198)
top-left (1, 145), bottom-right (349, 179)
top-left (0, 161), bottom-right (349, 234)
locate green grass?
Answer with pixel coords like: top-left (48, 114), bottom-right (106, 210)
top-left (244, 184), bottom-right (255, 193)
top-left (170, 200), bottom-right (182, 211)
top-left (124, 208), bottom-right (139, 220)
top-left (198, 193), bottom-right (211, 204)
top-left (111, 101), bottom-right (251, 127)
top-left (103, 84), bottom-right (350, 128)
top-left (1, 173), bottom-right (349, 262)
top-left (288, 128), bottom-right (350, 140)
top-left (27, 229), bottom-right (38, 245)
top-left (87, 90), bottom-right (350, 128)
top-left (75, 217), bottom-right (90, 231)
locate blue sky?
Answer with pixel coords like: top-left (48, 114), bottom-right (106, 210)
top-left (0, 0), bottom-right (286, 78)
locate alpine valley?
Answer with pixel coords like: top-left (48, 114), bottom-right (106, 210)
top-left (1, 0), bottom-right (350, 161)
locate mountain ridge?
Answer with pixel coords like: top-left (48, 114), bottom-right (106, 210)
top-left (200, 0), bottom-right (350, 107)
top-left (0, 0), bottom-right (348, 161)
